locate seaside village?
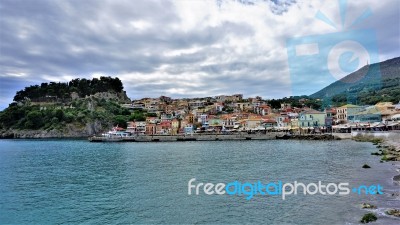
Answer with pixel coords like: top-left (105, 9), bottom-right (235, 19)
top-left (109, 94), bottom-right (400, 137)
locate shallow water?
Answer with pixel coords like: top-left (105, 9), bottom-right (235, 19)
top-left (0, 139), bottom-right (399, 224)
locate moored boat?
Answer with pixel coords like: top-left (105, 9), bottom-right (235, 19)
top-left (89, 126), bottom-right (135, 142)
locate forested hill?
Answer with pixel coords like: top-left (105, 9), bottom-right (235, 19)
top-left (0, 76), bottom-right (132, 138)
top-left (13, 76), bottom-right (125, 102)
top-left (310, 57), bottom-right (400, 105)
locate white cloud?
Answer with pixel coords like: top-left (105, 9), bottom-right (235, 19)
top-left (0, 0), bottom-right (398, 109)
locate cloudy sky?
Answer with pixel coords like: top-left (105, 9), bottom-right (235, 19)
top-left (0, 0), bottom-right (399, 109)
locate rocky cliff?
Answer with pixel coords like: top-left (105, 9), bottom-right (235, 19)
top-left (0, 120), bottom-right (111, 138)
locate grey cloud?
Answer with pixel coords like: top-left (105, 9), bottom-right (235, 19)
top-left (0, 0), bottom-right (398, 110)
top-left (1, 0), bottom-right (254, 78)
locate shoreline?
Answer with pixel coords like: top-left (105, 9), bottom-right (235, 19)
top-left (353, 133), bottom-right (400, 222)
top-left (353, 133), bottom-right (400, 162)
top-left (0, 129), bottom-right (351, 140)
top-left (89, 133), bottom-right (344, 142)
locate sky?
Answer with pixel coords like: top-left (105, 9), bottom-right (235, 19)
top-left (0, 0), bottom-right (399, 109)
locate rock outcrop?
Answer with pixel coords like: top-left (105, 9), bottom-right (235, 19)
top-left (0, 120), bottom-right (111, 138)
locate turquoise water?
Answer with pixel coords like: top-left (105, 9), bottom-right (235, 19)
top-left (0, 139), bottom-right (399, 224)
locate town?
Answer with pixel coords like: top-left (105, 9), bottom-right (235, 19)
top-left (107, 94), bottom-right (400, 137)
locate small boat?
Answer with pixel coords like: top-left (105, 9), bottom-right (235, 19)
top-left (276, 134), bottom-right (291, 140)
top-left (89, 126), bottom-right (134, 142)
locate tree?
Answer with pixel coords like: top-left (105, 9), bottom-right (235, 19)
top-left (55, 109), bottom-right (64, 120)
top-left (129, 111), bottom-right (146, 121)
top-left (25, 111), bottom-right (43, 129)
top-left (12, 76), bottom-right (125, 102)
top-left (114, 115), bottom-right (128, 128)
top-left (146, 112), bottom-right (158, 117)
top-left (268, 99), bottom-right (281, 109)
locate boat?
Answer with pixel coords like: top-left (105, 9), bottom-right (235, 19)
top-left (88, 126), bottom-right (135, 142)
top-left (102, 126), bottom-right (131, 138)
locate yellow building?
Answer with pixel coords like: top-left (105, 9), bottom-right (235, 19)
top-left (186, 113), bottom-right (195, 124)
top-left (245, 116), bottom-right (262, 129)
top-left (374, 102), bottom-right (397, 121)
top-left (336, 104), bottom-right (364, 123)
top-left (171, 119), bottom-right (180, 135)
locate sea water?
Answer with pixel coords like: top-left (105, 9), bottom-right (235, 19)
top-left (0, 139), bottom-right (399, 224)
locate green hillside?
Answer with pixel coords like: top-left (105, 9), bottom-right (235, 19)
top-left (0, 77), bottom-right (137, 136)
top-left (310, 57), bottom-right (400, 106)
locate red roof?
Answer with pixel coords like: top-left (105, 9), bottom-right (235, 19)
top-left (160, 121), bottom-right (171, 126)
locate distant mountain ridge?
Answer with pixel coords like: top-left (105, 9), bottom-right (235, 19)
top-left (310, 57), bottom-right (400, 105)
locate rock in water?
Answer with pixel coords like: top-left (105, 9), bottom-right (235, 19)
top-left (386, 209), bottom-right (400, 217)
top-left (360, 213), bottom-right (377, 223)
top-left (394, 175), bottom-right (400, 182)
top-left (361, 203), bottom-right (377, 209)
top-left (362, 164), bottom-right (371, 169)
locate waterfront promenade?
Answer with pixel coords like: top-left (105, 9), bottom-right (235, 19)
top-left (89, 132), bottom-right (350, 142)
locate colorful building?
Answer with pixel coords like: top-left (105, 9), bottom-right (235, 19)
top-left (298, 109), bottom-right (326, 127)
top-left (336, 104), bottom-right (364, 124)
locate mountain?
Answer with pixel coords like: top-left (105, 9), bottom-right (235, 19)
top-left (310, 57), bottom-right (400, 106)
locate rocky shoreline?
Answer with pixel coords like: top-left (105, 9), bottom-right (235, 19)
top-left (287, 134), bottom-right (339, 140)
top-left (353, 135), bottom-right (400, 162)
top-left (0, 129), bottom-right (84, 138)
top-left (353, 134), bottom-right (400, 222)
top-left (0, 120), bottom-right (108, 139)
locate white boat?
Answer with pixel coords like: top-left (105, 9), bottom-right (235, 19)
top-left (102, 126), bottom-right (131, 138)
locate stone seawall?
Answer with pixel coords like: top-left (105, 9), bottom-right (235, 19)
top-left (332, 133), bottom-right (352, 139)
top-left (351, 131), bottom-right (400, 142)
top-left (90, 133), bottom-right (281, 142)
top-left (89, 133), bottom-right (345, 142)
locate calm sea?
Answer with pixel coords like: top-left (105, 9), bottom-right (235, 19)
top-left (0, 139), bottom-right (399, 224)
